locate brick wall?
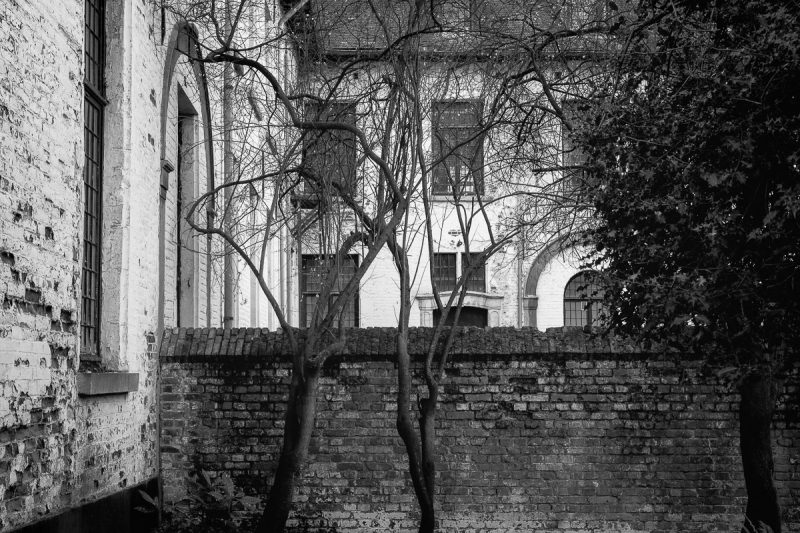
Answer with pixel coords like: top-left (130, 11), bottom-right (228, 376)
top-left (0, 1), bottom-right (196, 529)
top-left (160, 327), bottom-right (800, 532)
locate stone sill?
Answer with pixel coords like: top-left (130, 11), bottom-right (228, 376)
top-left (77, 372), bottom-right (139, 396)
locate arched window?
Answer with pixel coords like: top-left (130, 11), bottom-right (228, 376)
top-left (563, 271), bottom-right (604, 327)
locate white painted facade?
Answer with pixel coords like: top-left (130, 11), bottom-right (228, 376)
top-left (252, 61), bottom-right (590, 331)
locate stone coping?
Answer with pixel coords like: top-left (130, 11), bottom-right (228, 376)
top-left (159, 326), bottom-right (665, 361)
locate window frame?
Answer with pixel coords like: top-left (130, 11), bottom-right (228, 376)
top-left (432, 251), bottom-right (487, 294)
top-left (562, 0), bottom-right (608, 30)
top-left (299, 254), bottom-right (360, 328)
top-left (302, 100), bottom-right (358, 198)
top-left (81, 0), bottom-right (106, 360)
top-left (431, 252), bottom-right (457, 292)
top-left (560, 99), bottom-right (588, 189)
top-left (563, 270), bottom-right (604, 327)
top-left (431, 99), bottom-right (484, 197)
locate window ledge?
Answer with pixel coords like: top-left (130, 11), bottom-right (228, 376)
top-left (430, 194), bottom-right (491, 203)
top-left (77, 372), bottom-right (139, 396)
top-left (416, 291), bottom-right (503, 301)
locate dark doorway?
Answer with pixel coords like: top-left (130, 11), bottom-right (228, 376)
top-left (433, 306), bottom-right (488, 327)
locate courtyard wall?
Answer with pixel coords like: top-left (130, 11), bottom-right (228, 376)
top-left (160, 327), bottom-right (800, 532)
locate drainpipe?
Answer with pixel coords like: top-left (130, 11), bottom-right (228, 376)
top-left (222, 0), bottom-right (235, 329)
top-left (517, 237), bottom-right (524, 327)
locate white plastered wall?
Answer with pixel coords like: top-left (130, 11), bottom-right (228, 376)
top-left (535, 245), bottom-right (587, 330)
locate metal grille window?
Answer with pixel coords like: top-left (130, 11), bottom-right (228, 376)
top-left (461, 252), bottom-right (486, 292)
top-left (303, 102), bottom-right (357, 197)
top-left (84, 0), bottom-right (105, 95)
top-left (82, 0), bottom-right (106, 358)
top-left (432, 253), bottom-right (457, 292)
top-left (432, 100), bottom-right (484, 196)
top-left (563, 271), bottom-right (604, 327)
top-left (300, 255), bottom-right (359, 328)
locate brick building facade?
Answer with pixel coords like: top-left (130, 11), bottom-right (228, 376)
top-left (0, 0), bottom-right (257, 529)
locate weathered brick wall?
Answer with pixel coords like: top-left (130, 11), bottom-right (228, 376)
top-left (0, 1), bottom-right (200, 530)
top-left (160, 327), bottom-right (800, 532)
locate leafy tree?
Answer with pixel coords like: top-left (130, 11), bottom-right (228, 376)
top-left (579, 1), bottom-right (800, 531)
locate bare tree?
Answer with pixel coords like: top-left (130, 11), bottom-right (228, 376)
top-left (161, 0), bottom-right (617, 531)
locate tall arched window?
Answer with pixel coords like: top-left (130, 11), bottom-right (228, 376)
top-left (563, 270), bottom-right (604, 327)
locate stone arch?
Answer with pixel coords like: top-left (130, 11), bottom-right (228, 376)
top-left (523, 238), bottom-right (586, 330)
top-left (157, 22), bottom-right (215, 336)
top-left (524, 239), bottom-right (569, 297)
top-left (522, 239), bottom-right (568, 329)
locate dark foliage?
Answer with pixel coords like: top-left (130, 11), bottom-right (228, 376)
top-left (578, 1), bottom-right (800, 531)
top-left (581, 0), bottom-right (800, 367)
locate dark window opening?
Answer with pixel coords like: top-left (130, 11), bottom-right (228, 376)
top-left (300, 254), bottom-right (359, 328)
top-left (563, 270), bottom-right (604, 327)
top-left (432, 100), bottom-right (484, 196)
top-left (177, 89), bottom-right (198, 328)
top-left (303, 101), bottom-right (357, 198)
top-left (176, 118), bottom-right (183, 327)
top-left (461, 252), bottom-right (485, 292)
top-left (81, 0), bottom-right (106, 359)
top-left (561, 100), bottom-right (588, 189)
top-left (433, 306), bottom-right (488, 327)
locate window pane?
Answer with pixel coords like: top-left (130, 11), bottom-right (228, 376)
top-left (563, 271), bottom-right (605, 327)
top-left (84, 0), bottom-right (105, 95)
top-left (432, 253), bottom-right (457, 292)
top-left (81, 92), bottom-right (104, 358)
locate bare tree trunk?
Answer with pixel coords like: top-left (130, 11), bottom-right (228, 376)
top-left (739, 369), bottom-right (781, 533)
top-left (396, 329), bottom-right (436, 532)
top-left (256, 368), bottom-right (320, 533)
top-left (418, 397), bottom-right (437, 533)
